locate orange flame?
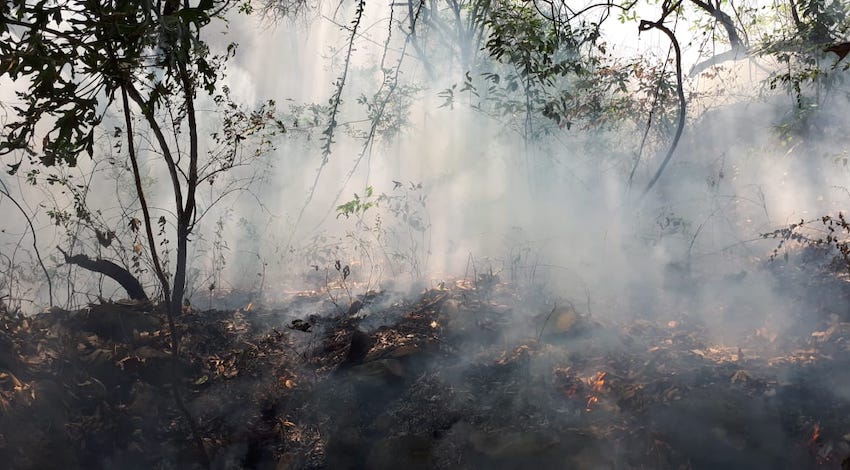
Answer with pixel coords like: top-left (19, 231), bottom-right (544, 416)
top-left (585, 371), bottom-right (607, 411)
top-left (807, 423), bottom-right (821, 448)
top-left (591, 372), bottom-right (607, 392)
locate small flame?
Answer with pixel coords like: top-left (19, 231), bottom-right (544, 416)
top-left (591, 372), bottom-right (607, 392)
top-left (585, 371), bottom-right (607, 411)
top-left (807, 423), bottom-right (821, 448)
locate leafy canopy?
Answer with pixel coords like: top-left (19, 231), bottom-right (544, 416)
top-left (0, 0), bottom-right (226, 169)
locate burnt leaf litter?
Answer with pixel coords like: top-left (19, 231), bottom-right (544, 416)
top-left (2, 255), bottom-right (850, 469)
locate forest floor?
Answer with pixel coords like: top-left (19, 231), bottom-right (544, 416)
top-left (2, 254), bottom-right (850, 469)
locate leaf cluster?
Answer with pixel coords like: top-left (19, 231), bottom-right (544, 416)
top-left (0, 0), bottom-right (227, 170)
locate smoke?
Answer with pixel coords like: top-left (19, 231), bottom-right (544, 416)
top-left (2, 2), bottom-right (848, 343)
top-left (5, 5), bottom-right (850, 469)
top-left (177, 2), bottom-right (850, 354)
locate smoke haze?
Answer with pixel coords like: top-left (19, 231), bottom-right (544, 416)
top-left (2, 2), bottom-right (849, 343)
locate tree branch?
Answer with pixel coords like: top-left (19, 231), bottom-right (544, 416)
top-left (688, 46), bottom-right (746, 76)
top-left (688, 0), bottom-right (744, 49)
top-left (57, 246), bottom-right (147, 300)
top-left (639, 14), bottom-right (686, 197)
top-left (124, 82), bottom-right (186, 220)
top-left (0, 181), bottom-right (53, 306)
top-left (120, 84), bottom-right (171, 302)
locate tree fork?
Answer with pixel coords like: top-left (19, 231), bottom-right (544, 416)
top-left (120, 84), bottom-right (210, 468)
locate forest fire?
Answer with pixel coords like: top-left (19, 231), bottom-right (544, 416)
top-left (3, 267), bottom-right (849, 468)
top-left (805, 422), bottom-right (837, 465)
top-left (585, 371), bottom-right (607, 411)
top-left (808, 423), bottom-right (821, 449)
top-left (2, 0), bottom-right (850, 467)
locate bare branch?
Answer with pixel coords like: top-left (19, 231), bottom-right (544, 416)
top-left (0, 180), bottom-right (53, 306)
top-left (639, 9), bottom-right (687, 197)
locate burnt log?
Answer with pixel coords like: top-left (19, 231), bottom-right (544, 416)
top-left (58, 247), bottom-right (148, 300)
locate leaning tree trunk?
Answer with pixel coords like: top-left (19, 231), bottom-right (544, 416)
top-left (58, 247), bottom-right (147, 300)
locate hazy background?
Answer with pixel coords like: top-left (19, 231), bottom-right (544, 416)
top-left (1, 1), bottom-right (849, 350)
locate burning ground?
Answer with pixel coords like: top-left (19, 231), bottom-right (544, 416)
top-left (2, 251), bottom-right (850, 469)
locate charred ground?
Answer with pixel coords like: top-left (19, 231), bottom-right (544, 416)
top-left (1, 253), bottom-right (850, 469)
